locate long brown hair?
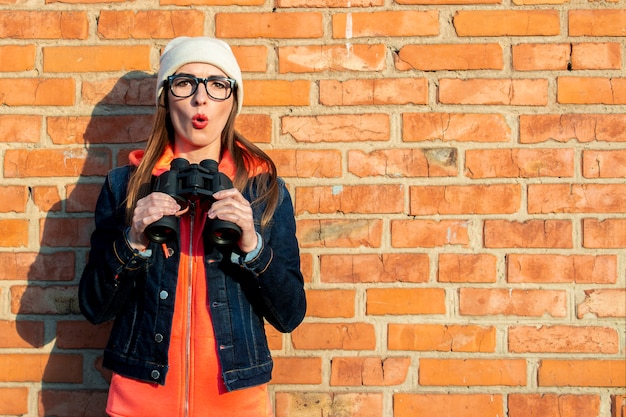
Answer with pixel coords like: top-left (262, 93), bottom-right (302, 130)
top-left (125, 89), bottom-right (279, 231)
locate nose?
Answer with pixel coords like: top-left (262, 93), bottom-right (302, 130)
top-left (193, 81), bottom-right (210, 104)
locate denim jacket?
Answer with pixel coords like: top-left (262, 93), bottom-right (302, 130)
top-left (79, 165), bottom-right (306, 391)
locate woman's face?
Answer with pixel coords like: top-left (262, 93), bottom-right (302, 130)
top-left (167, 62), bottom-right (235, 163)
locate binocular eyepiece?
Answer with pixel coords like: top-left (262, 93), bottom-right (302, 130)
top-left (144, 158), bottom-right (242, 248)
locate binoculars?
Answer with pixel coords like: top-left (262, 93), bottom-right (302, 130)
top-left (144, 158), bottom-right (242, 248)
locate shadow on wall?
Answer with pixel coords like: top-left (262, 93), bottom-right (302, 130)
top-left (15, 71), bottom-right (155, 417)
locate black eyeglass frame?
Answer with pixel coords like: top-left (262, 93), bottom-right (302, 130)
top-left (167, 74), bottom-right (237, 101)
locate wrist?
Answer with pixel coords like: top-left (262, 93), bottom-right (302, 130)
top-left (126, 227), bottom-right (149, 251)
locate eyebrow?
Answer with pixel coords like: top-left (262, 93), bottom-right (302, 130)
top-left (172, 72), bottom-right (229, 79)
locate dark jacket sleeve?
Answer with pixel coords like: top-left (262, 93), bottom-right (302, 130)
top-left (79, 167), bottom-right (149, 325)
top-left (239, 180), bottom-right (307, 333)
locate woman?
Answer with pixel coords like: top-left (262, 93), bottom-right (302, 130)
top-left (79, 36), bottom-right (306, 417)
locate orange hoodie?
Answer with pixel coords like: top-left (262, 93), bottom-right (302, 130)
top-left (106, 146), bottom-right (272, 417)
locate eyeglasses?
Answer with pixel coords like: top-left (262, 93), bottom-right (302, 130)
top-left (167, 75), bottom-right (236, 101)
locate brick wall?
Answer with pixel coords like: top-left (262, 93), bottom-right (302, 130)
top-left (0, 0), bottom-right (625, 416)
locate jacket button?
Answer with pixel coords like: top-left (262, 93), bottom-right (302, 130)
top-left (159, 290), bottom-right (168, 300)
top-left (151, 370), bottom-right (160, 380)
top-left (155, 333), bottom-right (163, 343)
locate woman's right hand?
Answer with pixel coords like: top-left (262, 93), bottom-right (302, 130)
top-left (128, 192), bottom-right (181, 250)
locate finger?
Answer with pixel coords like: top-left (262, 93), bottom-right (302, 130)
top-left (212, 188), bottom-right (246, 203)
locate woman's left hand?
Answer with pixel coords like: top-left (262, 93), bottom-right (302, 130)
top-left (208, 188), bottom-right (257, 253)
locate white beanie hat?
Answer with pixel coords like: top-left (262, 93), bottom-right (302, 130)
top-left (156, 36), bottom-right (243, 114)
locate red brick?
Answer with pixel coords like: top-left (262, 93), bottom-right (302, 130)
top-left (438, 253), bottom-right (497, 283)
top-left (282, 114), bottom-right (389, 142)
top-left (454, 10), bottom-right (560, 36)
top-left (484, 220), bottom-right (572, 248)
top-left (459, 288), bottom-right (567, 317)
top-left (320, 253), bottom-right (430, 284)
top-left (243, 79), bottom-right (310, 107)
top-left (97, 10), bottom-right (204, 38)
top-left (232, 45), bottom-right (268, 73)
top-left (0, 252), bottom-right (75, 281)
top-left (300, 253), bottom-right (313, 284)
top-left (0, 387), bottom-right (29, 415)
top-left (399, 0), bottom-right (499, 3)
top-left (82, 77), bottom-right (155, 106)
top-left (571, 42), bottom-right (622, 70)
top-left (466, 148), bottom-right (574, 178)
top-left (397, 44), bottom-right (502, 71)
top-left (266, 149), bottom-right (342, 178)
top-left (40, 218), bottom-right (94, 247)
top-left (161, 0), bottom-right (263, 4)
top-left (367, 288), bottom-right (446, 315)
top-left (410, 184), bottom-right (521, 215)
top-left (612, 395), bottom-right (626, 417)
top-left (509, 325), bottom-right (619, 354)
top-left (403, 112), bottom-right (511, 142)
top-left (43, 45), bottom-right (151, 72)
top-left (11, 285), bottom-right (80, 315)
top-left (577, 289), bottom-right (626, 319)
top-left (512, 43), bottom-right (570, 71)
top-left (271, 357), bottom-right (322, 384)
top-left (539, 359), bottom-right (626, 387)
top-left (391, 219), bottom-right (470, 248)
top-left (520, 114), bottom-right (626, 143)
top-left (39, 389), bottom-right (108, 417)
top-left (330, 357), bottom-right (410, 386)
top-left (32, 186), bottom-right (62, 212)
top-left (266, 324), bottom-right (282, 351)
top-left (216, 12), bottom-right (323, 39)
top-left (278, 44), bottom-right (386, 73)
top-left (388, 324), bottom-right (496, 352)
top-left (319, 78), bottom-right (428, 106)
top-left (66, 183), bottom-right (102, 213)
top-left (0, 78), bottom-right (74, 106)
top-left (558, 77), bottom-right (626, 105)
top-left (296, 185), bottom-right (403, 214)
top-left (509, 394), bottom-right (601, 417)
top-left (569, 9), bottom-right (626, 36)
top-left (275, 392), bottom-right (383, 417)
top-left (583, 218), bottom-right (626, 249)
top-left (305, 289), bottom-right (355, 318)
top-left (348, 148), bottom-right (457, 178)
top-left (0, 219), bottom-right (29, 247)
top-left (332, 10), bottom-right (438, 38)
top-left (0, 11), bottom-right (88, 39)
top-left (277, 0), bottom-right (383, 5)
top-left (4, 149), bottom-right (111, 177)
top-left (394, 393), bottom-right (503, 417)
top-left (291, 323), bottom-right (376, 350)
top-left (0, 114), bottom-right (41, 143)
top-left (0, 186), bottom-right (28, 212)
top-left (508, 254), bottom-right (617, 284)
top-left (56, 321), bottom-right (113, 349)
top-left (528, 184), bottom-right (626, 214)
top-left (0, 44), bottom-right (36, 71)
top-left (0, 320), bottom-right (44, 348)
top-left (583, 149), bottom-right (626, 178)
top-left (439, 78), bottom-right (548, 105)
top-left (420, 358), bottom-right (526, 386)
top-left (297, 219), bottom-right (382, 248)
top-left (0, 354), bottom-right (82, 382)
top-left (236, 114), bottom-right (272, 143)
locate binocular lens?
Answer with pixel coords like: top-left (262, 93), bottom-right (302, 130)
top-left (210, 228), bottom-right (241, 247)
top-left (144, 216), bottom-right (178, 243)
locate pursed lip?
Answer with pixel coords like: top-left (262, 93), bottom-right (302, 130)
top-left (191, 113), bottom-right (208, 129)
